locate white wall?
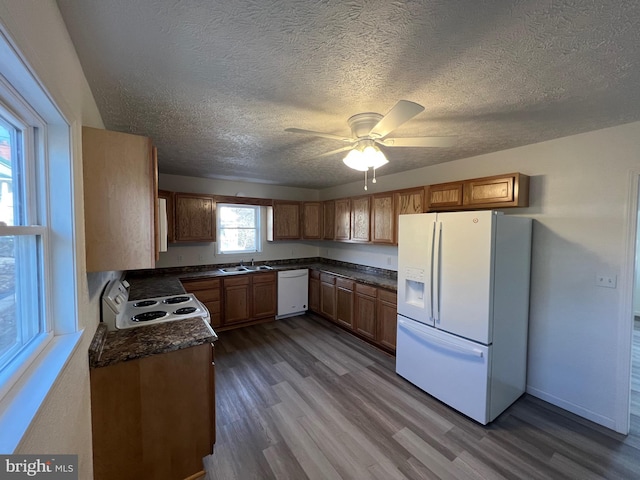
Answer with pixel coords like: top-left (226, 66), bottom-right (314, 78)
top-left (322, 121), bottom-right (640, 432)
top-left (157, 173), bottom-right (321, 268)
top-left (0, 1), bottom-right (106, 477)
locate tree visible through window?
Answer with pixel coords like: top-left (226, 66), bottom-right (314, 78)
top-left (217, 204), bottom-right (261, 254)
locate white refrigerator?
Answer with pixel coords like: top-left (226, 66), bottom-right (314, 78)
top-left (396, 210), bottom-right (532, 424)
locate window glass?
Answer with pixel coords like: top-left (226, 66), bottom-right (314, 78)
top-left (217, 204), bottom-right (261, 254)
top-left (0, 110), bottom-right (44, 377)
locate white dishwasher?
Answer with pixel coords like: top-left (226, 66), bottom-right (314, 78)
top-left (277, 269), bottom-right (309, 319)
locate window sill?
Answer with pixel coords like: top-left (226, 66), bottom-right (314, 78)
top-left (0, 330), bottom-right (83, 452)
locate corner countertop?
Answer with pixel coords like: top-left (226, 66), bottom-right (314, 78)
top-left (126, 259), bottom-right (397, 301)
top-left (89, 317), bottom-right (218, 369)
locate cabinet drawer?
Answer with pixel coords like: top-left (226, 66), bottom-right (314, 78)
top-left (378, 289), bottom-right (397, 304)
top-left (191, 289), bottom-right (220, 303)
top-left (181, 277), bottom-right (221, 291)
top-left (252, 272), bottom-right (276, 284)
top-left (320, 273), bottom-right (336, 284)
top-left (223, 275), bottom-right (250, 287)
top-left (336, 278), bottom-right (354, 290)
top-left (310, 269), bottom-right (320, 280)
top-left (355, 283), bottom-right (377, 297)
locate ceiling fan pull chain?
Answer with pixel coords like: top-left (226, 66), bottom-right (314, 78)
top-left (372, 167), bottom-right (377, 184)
top-left (364, 170), bottom-right (368, 190)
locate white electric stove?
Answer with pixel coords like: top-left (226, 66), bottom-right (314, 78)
top-left (101, 279), bottom-right (210, 330)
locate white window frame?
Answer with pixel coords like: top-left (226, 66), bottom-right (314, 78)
top-left (216, 203), bottom-right (262, 255)
top-left (0, 25), bottom-right (80, 453)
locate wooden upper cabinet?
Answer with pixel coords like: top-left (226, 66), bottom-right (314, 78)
top-left (82, 126), bottom-right (156, 272)
top-left (302, 202), bottom-right (323, 239)
top-left (350, 195), bottom-right (371, 243)
top-left (395, 187), bottom-right (424, 216)
top-left (334, 198), bottom-right (351, 241)
top-left (158, 190), bottom-right (175, 243)
top-left (270, 201), bottom-right (301, 240)
top-left (323, 200), bottom-right (335, 240)
top-left (371, 192), bottom-right (395, 244)
top-left (174, 193), bottom-right (216, 242)
top-left (425, 181), bottom-right (464, 211)
top-left (463, 172), bottom-right (529, 208)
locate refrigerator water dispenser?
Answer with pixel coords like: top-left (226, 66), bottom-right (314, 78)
top-left (403, 267), bottom-right (425, 307)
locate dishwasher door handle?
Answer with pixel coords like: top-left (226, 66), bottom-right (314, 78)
top-left (278, 271), bottom-right (308, 279)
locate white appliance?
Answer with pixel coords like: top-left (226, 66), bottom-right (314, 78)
top-left (277, 269), bottom-right (309, 319)
top-left (101, 279), bottom-right (210, 330)
top-left (396, 210), bottom-right (531, 424)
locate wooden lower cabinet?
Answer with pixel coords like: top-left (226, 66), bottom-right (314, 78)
top-left (90, 343), bottom-right (215, 480)
top-left (376, 288), bottom-right (398, 352)
top-left (252, 272), bottom-right (277, 319)
top-left (336, 278), bottom-right (354, 329)
top-left (309, 269), bottom-right (398, 352)
top-left (223, 275), bottom-right (251, 325)
top-left (181, 277), bottom-right (222, 328)
top-left (354, 283), bottom-right (377, 341)
top-left (320, 273), bottom-right (337, 321)
top-left (309, 270), bottom-right (320, 313)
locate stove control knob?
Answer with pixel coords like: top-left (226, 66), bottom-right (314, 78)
top-left (115, 294), bottom-right (125, 305)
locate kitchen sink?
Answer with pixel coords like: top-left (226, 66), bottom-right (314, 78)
top-left (218, 265), bottom-right (273, 273)
top-left (218, 266), bottom-right (249, 273)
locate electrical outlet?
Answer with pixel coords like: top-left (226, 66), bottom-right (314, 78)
top-left (177, 255), bottom-right (183, 262)
top-left (595, 274), bottom-right (616, 288)
top-left (387, 256), bottom-right (392, 265)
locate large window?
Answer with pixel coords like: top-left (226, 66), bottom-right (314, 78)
top-left (217, 204), bottom-right (261, 254)
top-left (0, 102), bottom-right (46, 385)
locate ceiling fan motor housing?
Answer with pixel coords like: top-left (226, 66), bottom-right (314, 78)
top-left (347, 112), bottom-right (383, 139)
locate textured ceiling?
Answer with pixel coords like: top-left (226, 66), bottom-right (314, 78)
top-left (56, 0), bottom-right (640, 189)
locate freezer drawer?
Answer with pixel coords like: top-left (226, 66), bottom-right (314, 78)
top-left (396, 316), bottom-right (491, 424)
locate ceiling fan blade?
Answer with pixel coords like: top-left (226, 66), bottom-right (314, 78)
top-left (369, 100), bottom-right (425, 138)
top-left (307, 145), bottom-right (355, 160)
top-left (285, 128), bottom-right (352, 142)
top-left (377, 136), bottom-right (457, 148)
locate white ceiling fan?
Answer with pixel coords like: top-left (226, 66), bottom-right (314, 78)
top-left (285, 100), bottom-right (456, 189)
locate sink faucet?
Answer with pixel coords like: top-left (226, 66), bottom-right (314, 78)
top-left (251, 258), bottom-right (255, 266)
top-left (240, 259), bottom-right (244, 266)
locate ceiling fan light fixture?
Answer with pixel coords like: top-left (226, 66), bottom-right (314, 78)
top-left (342, 143), bottom-right (388, 171)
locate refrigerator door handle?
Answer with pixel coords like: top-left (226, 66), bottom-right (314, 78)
top-left (398, 319), bottom-right (484, 358)
top-left (432, 221), bottom-right (442, 323)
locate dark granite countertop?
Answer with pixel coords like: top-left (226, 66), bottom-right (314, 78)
top-left (126, 259), bottom-right (397, 301)
top-left (89, 317), bottom-right (218, 369)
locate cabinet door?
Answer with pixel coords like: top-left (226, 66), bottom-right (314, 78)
top-left (334, 198), bottom-right (351, 241)
top-left (351, 195), bottom-right (371, 243)
top-left (376, 289), bottom-right (398, 352)
top-left (463, 173), bottom-right (529, 208)
top-left (323, 200), bottom-right (335, 240)
top-left (272, 201), bottom-right (301, 240)
top-left (82, 127), bottom-right (155, 272)
top-left (336, 278), bottom-right (354, 330)
top-left (158, 190), bottom-right (175, 243)
top-left (320, 273), bottom-right (337, 321)
top-left (309, 270), bottom-right (320, 312)
top-left (425, 181), bottom-right (464, 211)
top-left (223, 276), bottom-right (250, 324)
top-left (181, 277), bottom-right (222, 328)
top-left (354, 284), bottom-right (377, 340)
top-left (252, 272), bottom-right (277, 319)
top-left (302, 202), bottom-right (323, 239)
top-left (371, 192), bottom-right (395, 244)
top-left (175, 193), bottom-right (216, 242)
top-left (394, 187), bottom-right (424, 245)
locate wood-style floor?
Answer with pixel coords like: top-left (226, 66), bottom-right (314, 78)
top-left (203, 314), bottom-right (640, 479)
